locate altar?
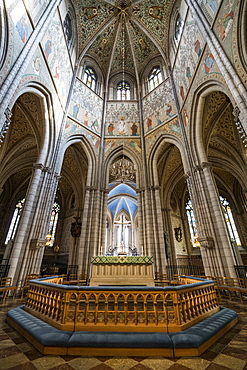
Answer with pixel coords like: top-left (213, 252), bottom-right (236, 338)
top-left (89, 255), bottom-right (155, 286)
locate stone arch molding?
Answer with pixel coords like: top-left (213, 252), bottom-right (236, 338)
top-left (60, 133), bottom-right (98, 187)
top-left (147, 133), bottom-right (188, 187)
top-left (189, 80), bottom-right (237, 165)
top-left (7, 83), bottom-right (56, 166)
top-left (103, 144), bottom-right (142, 188)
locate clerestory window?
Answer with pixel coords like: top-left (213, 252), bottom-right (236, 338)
top-left (148, 66), bottom-right (162, 91)
top-left (117, 81), bottom-right (130, 100)
top-left (83, 67), bottom-right (97, 91)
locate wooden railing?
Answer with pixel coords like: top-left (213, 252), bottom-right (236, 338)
top-left (24, 276), bottom-right (219, 332)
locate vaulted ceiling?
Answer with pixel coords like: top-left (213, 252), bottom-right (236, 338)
top-left (75, 0), bottom-right (174, 77)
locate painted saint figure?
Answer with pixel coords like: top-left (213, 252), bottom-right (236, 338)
top-left (16, 16), bottom-right (28, 43)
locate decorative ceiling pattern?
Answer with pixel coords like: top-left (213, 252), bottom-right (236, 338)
top-left (131, 0), bottom-right (172, 44)
top-left (111, 22), bottom-right (135, 74)
top-left (157, 144), bottom-right (182, 186)
top-left (211, 105), bottom-right (236, 145)
top-left (204, 91), bottom-right (228, 139)
top-left (76, 0), bottom-right (115, 52)
top-left (128, 20), bottom-right (158, 72)
top-left (7, 104), bottom-right (36, 151)
top-left (75, 0), bottom-right (174, 76)
top-left (87, 20), bottom-right (119, 76)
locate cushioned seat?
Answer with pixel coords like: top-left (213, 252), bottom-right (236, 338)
top-left (169, 307), bottom-right (238, 356)
top-left (68, 331), bottom-right (173, 348)
top-left (7, 306), bottom-right (72, 346)
top-left (6, 305), bottom-right (238, 357)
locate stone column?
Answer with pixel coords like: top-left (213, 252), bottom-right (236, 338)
top-left (150, 186), bottom-right (167, 274)
top-left (77, 186), bottom-right (97, 277)
top-left (186, 162), bottom-right (237, 277)
top-left (12, 165), bottom-right (61, 287)
top-left (162, 208), bottom-right (177, 267)
top-left (7, 163), bottom-right (45, 286)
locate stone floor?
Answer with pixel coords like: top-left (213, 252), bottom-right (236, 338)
top-left (0, 297), bottom-right (246, 370)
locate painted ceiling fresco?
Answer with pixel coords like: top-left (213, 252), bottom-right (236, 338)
top-left (75, 0), bottom-right (174, 76)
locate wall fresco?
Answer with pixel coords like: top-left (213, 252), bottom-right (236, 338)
top-left (145, 118), bottom-right (181, 155)
top-left (41, 10), bottom-right (73, 107)
top-left (198, 0), bottom-right (220, 24)
top-left (173, 11), bottom-right (205, 106)
top-left (64, 117), bottom-right (101, 154)
top-left (104, 138), bottom-right (142, 158)
top-left (69, 79), bottom-right (103, 135)
top-left (24, 0), bottom-right (49, 24)
top-left (142, 79), bottom-right (176, 134)
top-left (6, 0), bottom-right (33, 66)
top-left (105, 102), bottom-right (140, 137)
top-left (214, 0), bottom-right (236, 62)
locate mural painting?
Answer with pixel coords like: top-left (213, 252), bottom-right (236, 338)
top-left (145, 118), bottom-right (181, 155)
top-left (64, 118), bottom-right (101, 154)
top-left (69, 79), bottom-right (103, 134)
top-left (173, 11), bottom-right (205, 105)
top-left (143, 80), bottom-right (176, 134)
top-left (104, 138), bottom-right (141, 158)
top-left (7, 0), bottom-right (33, 64)
top-left (198, 0), bottom-right (220, 23)
top-left (105, 103), bottom-right (140, 137)
top-left (24, 0), bottom-right (49, 24)
top-left (214, 0), bottom-right (236, 62)
top-left (41, 10), bottom-right (73, 107)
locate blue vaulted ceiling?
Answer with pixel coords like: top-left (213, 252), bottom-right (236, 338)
top-left (108, 183), bottom-right (137, 219)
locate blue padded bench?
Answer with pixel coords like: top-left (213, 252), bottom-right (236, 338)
top-left (6, 305), bottom-right (238, 356)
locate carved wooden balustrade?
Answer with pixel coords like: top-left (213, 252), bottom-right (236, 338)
top-left (24, 276), bottom-right (219, 332)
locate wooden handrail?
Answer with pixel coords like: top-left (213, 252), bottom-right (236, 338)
top-left (24, 276), bottom-right (219, 332)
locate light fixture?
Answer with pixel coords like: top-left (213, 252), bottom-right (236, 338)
top-left (45, 233), bottom-right (52, 247)
top-left (110, 154), bottom-right (135, 182)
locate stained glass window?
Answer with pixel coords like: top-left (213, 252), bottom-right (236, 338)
top-left (5, 198), bottom-right (25, 244)
top-left (47, 202), bottom-right (60, 247)
top-left (174, 14), bottom-right (184, 46)
top-left (83, 67), bottom-right (97, 91)
top-left (63, 13), bottom-right (72, 46)
top-left (117, 81), bottom-right (130, 100)
top-left (220, 196), bottom-right (241, 246)
top-left (185, 199), bottom-right (198, 247)
top-left (148, 66), bottom-right (162, 91)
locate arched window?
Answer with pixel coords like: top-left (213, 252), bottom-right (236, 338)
top-left (220, 196), bottom-right (241, 246)
top-left (117, 81), bottom-right (130, 100)
top-left (148, 66), bottom-right (162, 91)
top-left (46, 202), bottom-right (60, 247)
top-left (174, 14), bottom-right (184, 46)
top-left (5, 198), bottom-right (25, 244)
top-left (185, 199), bottom-right (198, 247)
top-left (83, 67), bottom-right (97, 91)
top-left (63, 13), bottom-right (72, 47)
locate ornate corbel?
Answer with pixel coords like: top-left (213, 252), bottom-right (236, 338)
top-left (197, 236), bottom-right (214, 249)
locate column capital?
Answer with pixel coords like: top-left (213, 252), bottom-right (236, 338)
top-left (201, 162), bottom-right (212, 169)
top-left (198, 236), bottom-right (214, 249)
top-left (86, 185), bottom-right (97, 191)
top-left (43, 166), bottom-right (52, 173)
top-left (33, 163), bottom-right (44, 170)
top-left (54, 173), bottom-right (61, 180)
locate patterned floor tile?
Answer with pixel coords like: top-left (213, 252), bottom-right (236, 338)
top-left (31, 355), bottom-right (66, 370)
top-left (140, 356), bottom-right (175, 370)
top-left (176, 357), bottom-right (211, 370)
top-left (104, 356), bottom-right (139, 369)
top-left (0, 298), bottom-right (246, 370)
top-left (212, 353), bottom-right (246, 370)
top-left (0, 353), bottom-right (29, 370)
top-left (67, 356), bottom-right (103, 370)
